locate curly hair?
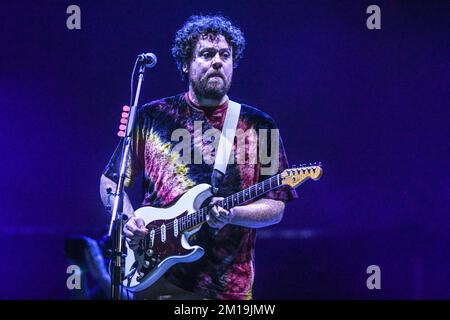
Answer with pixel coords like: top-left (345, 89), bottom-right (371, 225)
top-left (172, 15), bottom-right (246, 79)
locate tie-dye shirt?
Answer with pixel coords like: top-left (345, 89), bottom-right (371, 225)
top-left (104, 93), bottom-right (298, 299)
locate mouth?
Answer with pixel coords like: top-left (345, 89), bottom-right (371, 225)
top-left (208, 74), bottom-right (224, 80)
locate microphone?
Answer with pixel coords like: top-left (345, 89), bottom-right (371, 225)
top-left (137, 52), bottom-right (157, 68)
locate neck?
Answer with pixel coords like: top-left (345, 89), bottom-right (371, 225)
top-left (176, 173), bottom-right (283, 232)
top-left (188, 86), bottom-right (228, 108)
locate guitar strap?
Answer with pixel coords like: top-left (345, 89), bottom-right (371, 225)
top-left (211, 99), bottom-right (241, 195)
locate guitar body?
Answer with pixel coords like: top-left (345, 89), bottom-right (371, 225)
top-left (123, 183), bottom-right (213, 292)
top-left (120, 163), bottom-right (323, 293)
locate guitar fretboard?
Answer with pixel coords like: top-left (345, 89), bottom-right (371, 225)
top-left (176, 174), bottom-right (282, 233)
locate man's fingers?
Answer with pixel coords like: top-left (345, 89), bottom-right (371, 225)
top-left (124, 222), bottom-right (139, 235)
top-left (124, 218), bottom-right (148, 240)
top-left (209, 197), bottom-right (224, 206)
top-left (215, 207), bottom-right (230, 220)
top-left (130, 217), bottom-right (148, 233)
top-left (128, 218), bottom-right (148, 232)
top-left (123, 229), bottom-right (134, 238)
top-left (211, 206), bottom-right (220, 218)
top-left (206, 212), bottom-right (218, 228)
top-left (220, 208), bottom-right (230, 217)
top-left (216, 213), bottom-right (229, 223)
top-left (206, 196), bottom-right (231, 231)
top-left (207, 211), bottom-right (229, 230)
top-left (135, 218), bottom-right (146, 229)
top-left (130, 228), bottom-right (148, 237)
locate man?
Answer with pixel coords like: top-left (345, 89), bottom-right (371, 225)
top-left (100, 15), bottom-right (297, 300)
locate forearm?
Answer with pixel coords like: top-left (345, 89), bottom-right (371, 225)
top-left (230, 198), bottom-right (285, 228)
top-left (99, 174), bottom-right (135, 217)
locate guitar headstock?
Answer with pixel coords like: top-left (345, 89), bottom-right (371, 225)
top-left (281, 163), bottom-right (323, 188)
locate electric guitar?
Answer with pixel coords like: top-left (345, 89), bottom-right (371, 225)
top-left (123, 163), bottom-right (323, 292)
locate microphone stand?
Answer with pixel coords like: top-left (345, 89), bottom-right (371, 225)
top-left (107, 61), bottom-right (148, 300)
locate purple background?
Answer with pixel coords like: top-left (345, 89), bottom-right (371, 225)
top-left (0, 0), bottom-right (448, 299)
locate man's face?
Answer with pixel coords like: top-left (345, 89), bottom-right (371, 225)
top-left (187, 34), bottom-right (233, 101)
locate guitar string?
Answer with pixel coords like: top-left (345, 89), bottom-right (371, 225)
top-left (145, 176), bottom-right (282, 238)
top-left (142, 176), bottom-right (282, 240)
top-left (151, 178), bottom-right (276, 233)
top-left (138, 167), bottom-right (316, 240)
top-left (134, 167), bottom-right (318, 256)
top-left (143, 169), bottom-right (317, 239)
top-left (137, 168), bottom-right (318, 246)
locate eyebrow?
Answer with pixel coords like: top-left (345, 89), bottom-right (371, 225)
top-left (198, 46), bottom-right (231, 54)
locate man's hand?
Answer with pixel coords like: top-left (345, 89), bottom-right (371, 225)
top-left (207, 197), bottom-right (235, 230)
top-left (123, 216), bottom-right (149, 250)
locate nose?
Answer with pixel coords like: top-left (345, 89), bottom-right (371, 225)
top-left (212, 53), bottom-right (222, 70)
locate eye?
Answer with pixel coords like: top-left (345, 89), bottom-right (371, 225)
top-left (202, 51), bottom-right (213, 59)
top-left (220, 50), bottom-right (232, 61)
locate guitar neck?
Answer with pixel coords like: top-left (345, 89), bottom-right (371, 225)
top-left (177, 174), bottom-right (282, 232)
top-left (219, 174), bottom-right (282, 210)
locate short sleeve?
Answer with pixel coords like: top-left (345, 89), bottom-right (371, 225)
top-left (258, 117), bottom-right (298, 203)
top-left (102, 107), bottom-right (145, 187)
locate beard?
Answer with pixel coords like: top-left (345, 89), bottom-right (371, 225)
top-left (190, 74), bottom-right (231, 101)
